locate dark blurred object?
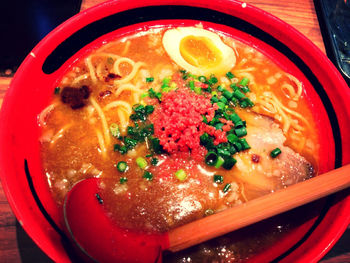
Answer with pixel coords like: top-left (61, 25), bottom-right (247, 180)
top-left (0, 0), bottom-right (82, 77)
top-left (314, 0), bottom-right (350, 86)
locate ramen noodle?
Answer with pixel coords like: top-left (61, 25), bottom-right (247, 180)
top-left (40, 25), bottom-right (319, 261)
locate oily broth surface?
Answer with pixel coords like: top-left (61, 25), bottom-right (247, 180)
top-left (41, 28), bottom-right (319, 260)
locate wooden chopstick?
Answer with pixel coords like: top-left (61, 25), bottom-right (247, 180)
top-left (168, 164), bottom-right (350, 252)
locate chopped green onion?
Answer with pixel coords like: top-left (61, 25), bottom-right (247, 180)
top-left (198, 76), bottom-right (207, 83)
top-left (222, 89), bottom-right (233, 100)
top-left (216, 102), bottom-right (226, 110)
top-left (235, 127), bottom-right (247, 137)
top-left (124, 137), bottom-right (138, 149)
top-left (229, 113), bottom-right (241, 124)
top-left (150, 137), bottom-right (164, 154)
top-left (239, 138), bottom-right (251, 150)
top-left (234, 120), bottom-right (245, 128)
top-left (233, 89), bottom-right (246, 100)
top-left (140, 92), bottom-right (149, 99)
top-left (232, 141), bottom-right (243, 152)
top-left (208, 75), bottom-right (218, 85)
top-left (205, 151), bottom-right (218, 166)
top-left (143, 171), bottom-right (153, 181)
top-left (145, 105), bottom-right (155, 114)
top-left (151, 157), bottom-right (158, 166)
top-left (194, 86), bottom-right (202, 94)
top-left (175, 169), bottom-right (187, 181)
top-left (239, 77), bottom-right (250, 86)
top-left (215, 122), bottom-right (224, 130)
top-left (222, 157), bottom-right (237, 170)
top-left (146, 77), bottom-right (154, 82)
top-left (136, 157), bottom-right (148, 169)
top-left (162, 77), bottom-right (170, 86)
top-left (54, 87), bottom-right (60, 94)
top-left (189, 80), bottom-right (195, 90)
top-left (226, 72), bottom-right (235, 79)
top-left (214, 174), bottom-right (224, 184)
top-left (270, 148), bottom-right (282, 158)
top-left (117, 161), bottom-right (128, 172)
top-left (110, 123), bottom-right (120, 137)
top-left (240, 86), bottom-right (250, 93)
top-left (119, 177), bottom-right (128, 184)
top-left (217, 148), bottom-right (230, 157)
top-left (223, 183), bottom-right (231, 193)
top-left (217, 85), bottom-right (224, 92)
top-left (219, 96), bottom-right (228, 104)
top-left (200, 133), bottom-right (210, 145)
top-left (114, 144), bottom-right (128, 154)
top-left (227, 133), bottom-right (238, 144)
top-left (202, 115), bottom-right (208, 124)
top-left (211, 96), bottom-right (219, 103)
top-left (214, 156), bottom-right (225, 169)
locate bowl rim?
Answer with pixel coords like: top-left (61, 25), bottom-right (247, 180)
top-left (1, 0), bottom-right (350, 262)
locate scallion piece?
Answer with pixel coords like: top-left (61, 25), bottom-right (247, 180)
top-left (270, 148), bottom-right (282, 158)
top-left (222, 157), bottom-right (237, 170)
top-left (189, 80), bottom-right (195, 90)
top-left (223, 183), bottom-right (231, 193)
top-left (145, 105), bottom-right (155, 114)
top-left (146, 77), bottom-right (154, 82)
top-left (239, 138), bottom-right (251, 150)
top-left (240, 86), bottom-right (250, 93)
top-left (110, 123), bottom-right (120, 137)
top-left (217, 85), bottom-right (224, 92)
top-left (194, 86), bottom-right (202, 94)
top-left (233, 89), bottom-right (246, 100)
top-left (114, 144), bottom-right (128, 154)
top-left (117, 161), bottom-right (128, 172)
top-left (216, 102), bottom-right (226, 110)
top-left (226, 72), bottom-right (235, 79)
top-left (205, 151), bottom-right (218, 166)
top-left (239, 77), bottom-right (250, 86)
top-left (208, 75), bottom-right (218, 85)
top-left (222, 89), bottom-right (233, 100)
top-left (151, 157), bottom-right (158, 166)
top-left (229, 113), bottom-right (241, 124)
top-left (175, 169), bottom-right (187, 181)
top-left (235, 127), bottom-right (247, 137)
top-left (219, 96), bottom-right (228, 104)
top-left (214, 157), bottom-right (225, 169)
top-left (198, 76), bottom-right (207, 83)
top-left (214, 174), bottom-right (224, 184)
top-left (143, 171), bottom-right (153, 181)
top-left (136, 157), bottom-right (148, 169)
top-left (227, 133), bottom-right (238, 144)
top-left (215, 122), bottom-right (224, 130)
top-left (119, 177), bottom-right (128, 184)
top-left (217, 148), bottom-right (231, 157)
top-left (211, 96), bottom-right (219, 103)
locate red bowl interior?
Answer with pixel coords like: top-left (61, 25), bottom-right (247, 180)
top-left (1, 0), bottom-right (350, 262)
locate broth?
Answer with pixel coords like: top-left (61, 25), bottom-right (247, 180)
top-left (40, 25), bottom-right (319, 261)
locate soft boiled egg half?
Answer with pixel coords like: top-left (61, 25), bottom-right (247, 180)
top-left (162, 26), bottom-right (236, 76)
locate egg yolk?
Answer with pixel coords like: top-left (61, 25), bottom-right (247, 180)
top-left (179, 36), bottom-right (223, 68)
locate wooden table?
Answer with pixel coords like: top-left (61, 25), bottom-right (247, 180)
top-left (0, 0), bottom-right (332, 262)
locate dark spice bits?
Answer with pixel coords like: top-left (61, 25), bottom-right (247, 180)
top-left (61, 85), bottom-right (91, 109)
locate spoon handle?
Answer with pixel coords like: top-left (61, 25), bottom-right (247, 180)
top-left (168, 164), bottom-right (350, 252)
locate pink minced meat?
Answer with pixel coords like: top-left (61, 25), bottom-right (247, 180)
top-left (151, 89), bottom-right (225, 159)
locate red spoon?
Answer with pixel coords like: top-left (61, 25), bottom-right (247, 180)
top-left (63, 178), bottom-right (166, 263)
top-left (64, 165), bottom-right (350, 262)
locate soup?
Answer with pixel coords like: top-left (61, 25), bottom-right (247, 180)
top-left (39, 25), bottom-right (319, 261)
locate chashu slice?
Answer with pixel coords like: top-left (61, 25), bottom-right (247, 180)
top-left (233, 111), bottom-right (315, 195)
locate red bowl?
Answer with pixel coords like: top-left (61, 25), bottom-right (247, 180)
top-left (1, 0), bottom-right (350, 262)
